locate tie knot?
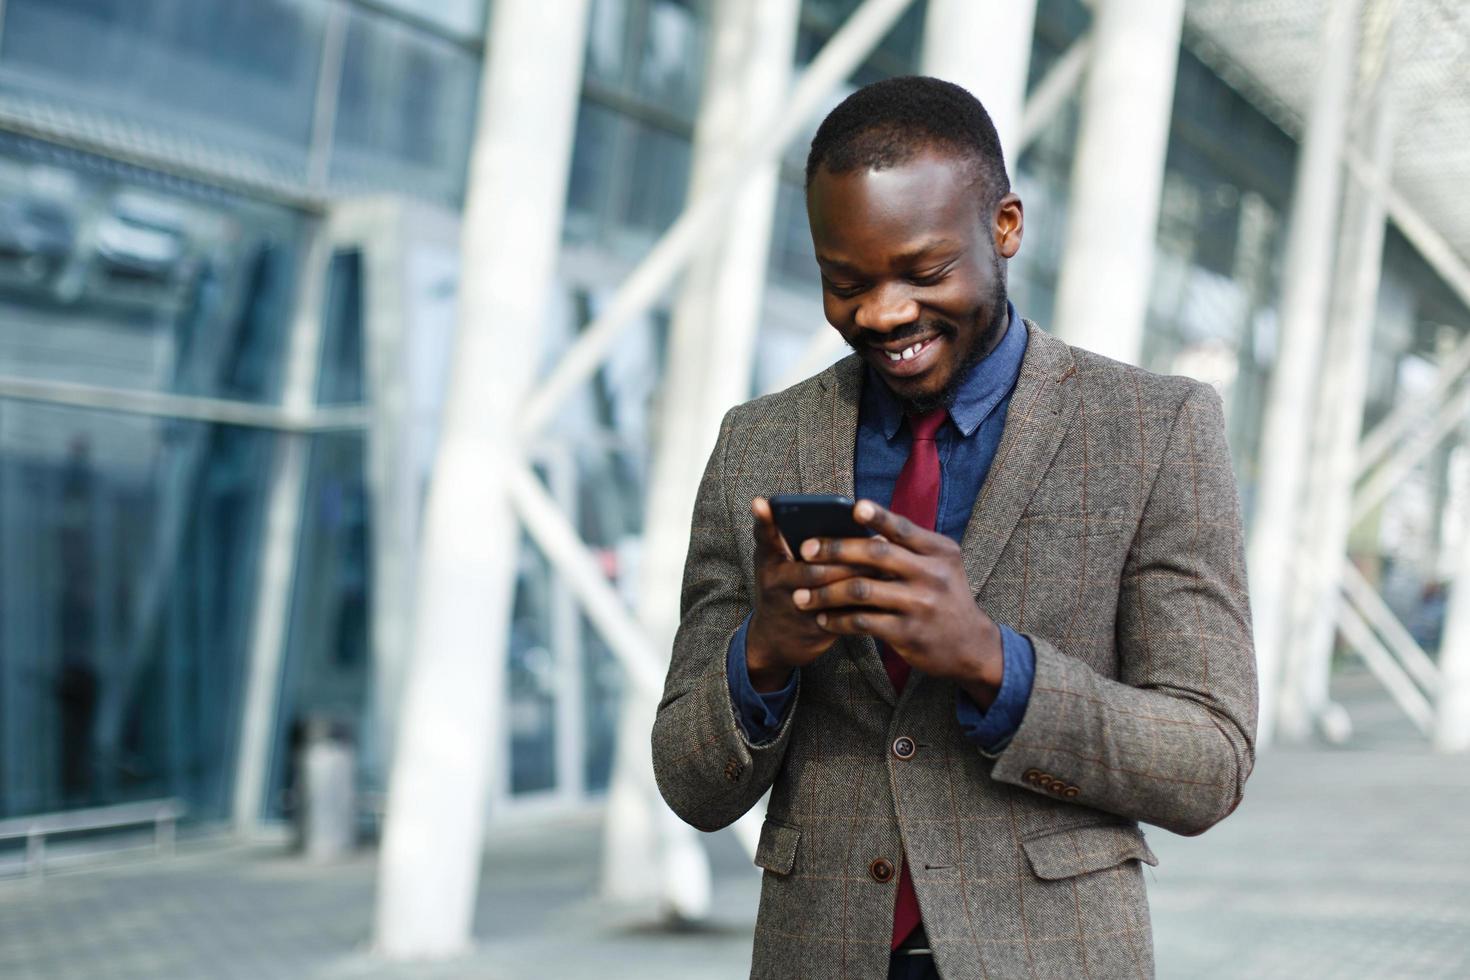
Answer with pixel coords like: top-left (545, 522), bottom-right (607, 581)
top-left (907, 408), bottom-right (948, 441)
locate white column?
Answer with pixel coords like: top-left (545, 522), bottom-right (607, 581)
top-left (601, 0), bottom-right (800, 918)
top-left (919, 0), bottom-right (1037, 164)
top-left (373, 0), bottom-right (589, 958)
top-left (1437, 472), bottom-right (1470, 752)
top-left (1050, 0), bottom-right (1184, 364)
top-left (1246, 0), bottom-right (1361, 747)
top-left (1283, 9), bottom-right (1396, 743)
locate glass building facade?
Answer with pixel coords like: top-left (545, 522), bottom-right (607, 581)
top-left (1, 0), bottom-right (1466, 841)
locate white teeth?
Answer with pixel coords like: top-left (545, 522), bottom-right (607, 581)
top-left (884, 340), bottom-right (926, 363)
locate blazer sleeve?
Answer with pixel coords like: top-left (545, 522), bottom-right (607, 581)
top-left (651, 408), bottom-right (799, 832)
top-left (988, 381), bottom-right (1258, 836)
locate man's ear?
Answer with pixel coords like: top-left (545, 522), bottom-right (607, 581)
top-left (993, 193), bottom-right (1024, 260)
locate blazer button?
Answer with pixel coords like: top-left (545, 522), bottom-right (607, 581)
top-left (869, 858), bottom-right (895, 883)
top-left (723, 758), bottom-right (744, 782)
top-left (892, 736), bottom-right (916, 760)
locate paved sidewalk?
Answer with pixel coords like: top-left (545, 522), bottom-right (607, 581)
top-left (2, 675), bottom-right (1468, 978)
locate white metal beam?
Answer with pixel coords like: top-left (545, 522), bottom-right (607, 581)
top-left (1351, 381), bottom-right (1470, 526)
top-left (517, 0), bottom-right (918, 440)
top-left (1435, 461), bottom-right (1470, 751)
top-left (920, 0), bottom-right (1037, 162)
top-left (1337, 600), bottom-right (1434, 734)
top-left (1247, 0), bottom-right (1361, 747)
top-left (1340, 561), bottom-right (1440, 693)
top-left (1279, 17), bottom-right (1396, 742)
top-left (373, 0), bottom-right (590, 958)
top-left (604, 0), bottom-right (803, 917)
top-left (0, 374), bottom-right (367, 432)
top-left (1051, 0), bottom-right (1185, 365)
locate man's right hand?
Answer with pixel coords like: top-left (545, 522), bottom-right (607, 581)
top-left (745, 496), bottom-right (865, 692)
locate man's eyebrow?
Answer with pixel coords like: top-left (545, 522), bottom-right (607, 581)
top-left (815, 239), bottom-right (964, 272)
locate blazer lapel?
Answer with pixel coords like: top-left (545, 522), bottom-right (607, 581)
top-left (959, 322), bottom-right (1080, 596)
top-left (801, 354), bottom-right (896, 706)
top-left (797, 354), bottom-right (859, 498)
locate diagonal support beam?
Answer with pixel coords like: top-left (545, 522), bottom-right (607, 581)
top-left (518, 0), bottom-right (917, 439)
top-left (1339, 561), bottom-right (1440, 692)
top-left (1337, 600), bottom-right (1434, 734)
top-left (505, 461), bottom-right (666, 697)
top-left (1345, 148), bottom-right (1470, 479)
top-left (1351, 380), bottom-right (1470, 526)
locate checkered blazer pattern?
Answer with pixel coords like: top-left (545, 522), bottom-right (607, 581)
top-left (651, 323), bottom-right (1258, 980)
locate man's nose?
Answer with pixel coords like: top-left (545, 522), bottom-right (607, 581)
top-left (853, 282), bottom-right (919, 333)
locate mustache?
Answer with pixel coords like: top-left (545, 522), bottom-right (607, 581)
top-left (849, 319), bottom-right (956, 351)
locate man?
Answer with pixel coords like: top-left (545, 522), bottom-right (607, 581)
top-left (652, 76), bottom-right (1256, 980)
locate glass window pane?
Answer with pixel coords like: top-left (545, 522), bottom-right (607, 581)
top-left (509, 539), bottom-right (557, 796)
top-left (620, 122), bottom-right (690, 235)
top-left (585, 0), bottom-right (634, 90)
top-left (0, 402), bottom-right (274, 819)
top-left (266, 432), bottom-right (372, 821)
top-left (367, 0), bottom-right (487, 41)
top-left (316, 251), bottom-right (366, 406)
top-left (329, 11), bottom-right (481, 203)
top-left (633, 0), bottom-right (706, 118)
top-left (0, 0), bottom-right (325, 176)
top-left (0, 134), bottom-right (308, 404)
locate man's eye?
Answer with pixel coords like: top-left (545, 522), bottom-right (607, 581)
top-left (909, 269), bottom-right (950, 287)
top-left (823, 279), bottom-right (865, 298)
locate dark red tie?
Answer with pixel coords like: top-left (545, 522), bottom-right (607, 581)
top-left (884, 407), bottom-right (946, 949)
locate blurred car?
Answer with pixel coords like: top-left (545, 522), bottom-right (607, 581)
top-left (0, 196), bottom-right (76, 291)
top-left (93, 193), bottom-right (190, 285)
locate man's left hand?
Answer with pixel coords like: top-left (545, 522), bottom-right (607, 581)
top-left (793, 499), bottom-right (1005, 707)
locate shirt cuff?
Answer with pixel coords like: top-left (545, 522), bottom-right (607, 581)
top-left (726, 615), bottom-right (798, 744)
top-left (955, 625), bottom-right (1035, 755)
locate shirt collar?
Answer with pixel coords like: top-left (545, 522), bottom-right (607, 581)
top-left (866, 302), bottom-right (1029, 441)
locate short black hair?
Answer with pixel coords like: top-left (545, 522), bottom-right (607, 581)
top-left (804, 76), bottom-right (1009, 206)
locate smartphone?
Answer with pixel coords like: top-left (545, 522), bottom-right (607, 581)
top-left (768, 494), bottom-right (875, 560)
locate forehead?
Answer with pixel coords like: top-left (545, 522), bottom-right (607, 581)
top-left (806, 151), bottom-right (983, 258)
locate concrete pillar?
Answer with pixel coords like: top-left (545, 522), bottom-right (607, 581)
top-left (1437, 452), bottom-right (1470, 752)
top-left (1247, 0), bottom-right (1361, 746)
top-left (601, 0), bottom-right (801, 918)
top-left (373, 0), bottom-right (589, 958)
top-left (920, 0), bottom-right (1037, 164)
top-left (1282, 4), bottom-right (1396, 743)
top-left (1050, 0), bottom-right (1184, 364)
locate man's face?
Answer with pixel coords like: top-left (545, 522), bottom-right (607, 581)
top-left (806, 151), bottom-right (1024, 412)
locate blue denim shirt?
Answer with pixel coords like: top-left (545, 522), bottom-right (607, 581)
top-left (726, 305), bottom-right (1036, 751)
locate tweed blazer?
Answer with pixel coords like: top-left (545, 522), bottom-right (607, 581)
top-left (652, 323), bottom-right (1257, 980)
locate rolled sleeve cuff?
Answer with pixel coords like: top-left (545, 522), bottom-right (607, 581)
top-left (956, 625), bottom-right (1035, 755)
top-left (726, 615), bottom-right (797, 745)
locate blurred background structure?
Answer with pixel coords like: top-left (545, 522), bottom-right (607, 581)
top-left (1, 0), bottom-right (1469, 975)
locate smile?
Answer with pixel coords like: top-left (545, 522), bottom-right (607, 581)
top-left (871, 335), bottom-right (941, 378)
top-left (883, 338), bottom-right (933, 362)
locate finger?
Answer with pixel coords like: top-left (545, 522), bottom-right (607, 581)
top-left (751, 497), bottom-right (794, 560)
top-left (793, 576), bottom-right (911, 613)
top-left (813, 609), bottom-right (905, 642)
top-left (767, 560), bottom-right (867, 590)
top-left (852, 499), bottom-right (951, 555)
top-left (800, 534), bottom-right (926, 578)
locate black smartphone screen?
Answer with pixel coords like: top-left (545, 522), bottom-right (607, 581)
top-left (768, 494), bottom-right (875, 559)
